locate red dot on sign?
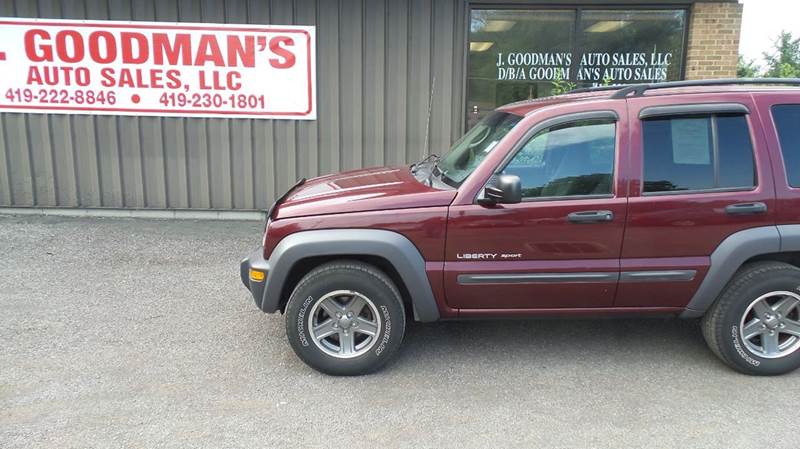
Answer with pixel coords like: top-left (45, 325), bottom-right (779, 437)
top-left (131, 94), bottom-right (140, 104)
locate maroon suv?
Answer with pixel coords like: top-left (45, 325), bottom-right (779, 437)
top-left (242, 79), bottom-right (800, 376)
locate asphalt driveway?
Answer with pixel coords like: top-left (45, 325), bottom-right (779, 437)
top-left (1, 215), bottom-right (797, 448)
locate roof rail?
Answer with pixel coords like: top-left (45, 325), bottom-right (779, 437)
top-left (568, 84), bottom-right (632, 95)
top-left (568, 78), bottom-right (800, 98)
top-left (608, 78), bottom-right (800, 99)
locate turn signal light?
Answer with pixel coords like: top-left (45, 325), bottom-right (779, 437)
top-left (249, 269), bottom-right (266, 282)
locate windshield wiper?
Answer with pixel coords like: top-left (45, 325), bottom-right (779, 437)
top-left (410, 153), bottom-right (439, 175)
top-left (427, 158), bottom-right (444, 185)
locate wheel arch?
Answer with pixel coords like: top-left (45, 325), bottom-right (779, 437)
top-left (277, 254), bottom-right (413, 316)
top-left (682, 225), bottom-right (800, 318)
top-left (261, 229), bottom-right (440, 322)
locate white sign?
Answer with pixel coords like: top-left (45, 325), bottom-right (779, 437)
top-left (0, 18), bottom-right (316, 119)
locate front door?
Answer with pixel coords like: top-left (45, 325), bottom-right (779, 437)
top-left (445, 104), bottom-right (628, 310)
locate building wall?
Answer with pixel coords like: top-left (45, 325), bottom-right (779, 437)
top-left (0, 0), bottom-right (742, 211)
top-left (685, 1), bottom-right (743, 80)
top-left (0, 0), bottom-right (467, 210)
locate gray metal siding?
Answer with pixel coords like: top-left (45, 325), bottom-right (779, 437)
top-left (0, 0), bottom-right (467, 210)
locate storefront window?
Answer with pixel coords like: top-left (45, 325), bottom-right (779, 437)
top-left (578, 10), bottom-right (686, 88)
top-left (467, 8), bottom-right (687, 128)
top-left (468, 10), bottom-right (575, 129)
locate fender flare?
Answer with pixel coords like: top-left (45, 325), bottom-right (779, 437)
top-left (261, 229), bottom-right (441, 322)
top-left (681, 226), bottom-right (781, 318)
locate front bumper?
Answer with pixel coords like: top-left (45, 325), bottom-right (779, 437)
top-left (240, 247), bottom-right (271, 310)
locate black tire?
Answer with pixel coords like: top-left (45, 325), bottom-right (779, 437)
top-left (702, 261), bottom-right (800, 375)
top-left (284, 260), bottom-right (406, 376)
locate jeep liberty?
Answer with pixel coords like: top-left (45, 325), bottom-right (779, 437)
top-left (241, 79), bottom-right (800, 376)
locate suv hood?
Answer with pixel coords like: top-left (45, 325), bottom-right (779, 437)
top-left (273, 166), bottom-right (456, 219)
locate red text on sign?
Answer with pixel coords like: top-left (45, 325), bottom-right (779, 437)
top-left (24, 29), bottom-right (298, 69)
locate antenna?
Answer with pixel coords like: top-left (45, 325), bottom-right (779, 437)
top-left (423, 76), bottom-right (436, 157)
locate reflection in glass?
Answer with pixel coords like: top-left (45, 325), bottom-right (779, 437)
top-left (467, 10), bottom-right (575, 128)
top-left (466, 8), bottom-right (687, 127)
top-left (643, 117), bottom-right (714, 193)
top-left (503, 120), bottom-right (616, 198)
top-left (438, 111), bottom-right (522, 187)
top-left (642, 115), bottom-right (755, 193)
top-left (717, 115), bottom-right (756, 189)
top-left (772, 105), bottom-right (800, 187)
top-left (577, 10), bottom-right (686, 88)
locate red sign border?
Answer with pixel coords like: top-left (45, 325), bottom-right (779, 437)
top-left (0, 19), bottom-right (314, 117)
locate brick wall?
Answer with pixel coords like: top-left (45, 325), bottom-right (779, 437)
top-left (684, 2), bottom-right (743, 80)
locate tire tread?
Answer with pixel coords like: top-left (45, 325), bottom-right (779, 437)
top-left (701, 261), bottom-right (800, 374)
top-left (284, 259), bottom-right (406, 375)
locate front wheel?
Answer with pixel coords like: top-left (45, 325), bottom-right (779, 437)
top-left (702, 261), bottom-right (800, 375)
top-left (284, 260), bottom-right (406, 376)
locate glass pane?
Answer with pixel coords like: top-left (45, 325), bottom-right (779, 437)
top-left (717, 115), bottom-right (756, 189)
top-left (503, 120), bottom-right (616, 198)
top-left (438, 111), bottom-right (522, 187)
top-left (577, 10), bottom-right (686, 88)
top-left (466, 9), bottom-right (688, 127)
top-left (772, 105), bottom-right (800, 187)
top-left (643, 117), bottom-right (714, 193)
top-left (467, 10), bottom-right (576, 129)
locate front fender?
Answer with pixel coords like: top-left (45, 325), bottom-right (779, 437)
top-left (260, 229), bottom-right (440, 322)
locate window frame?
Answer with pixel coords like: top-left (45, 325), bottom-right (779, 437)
top-left (770, 104), bottom-right (800, 189)
top-left (640, 112), bottom-right (758, 196)
top-left (486, 110), bottom-right (619, 203)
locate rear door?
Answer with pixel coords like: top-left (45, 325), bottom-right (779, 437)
top-left (616, 93), bottom-right (775, 309)
top-left (444, 100), bottom-right (629, 311)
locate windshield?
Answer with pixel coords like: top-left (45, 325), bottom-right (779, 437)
top-left (438, 111), bottom-right (522, 187)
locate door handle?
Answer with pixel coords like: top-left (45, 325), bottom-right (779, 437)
top-left (725, 202), bottom-right (767, 216)
top-left (567, 210), bottom-right (614, 224)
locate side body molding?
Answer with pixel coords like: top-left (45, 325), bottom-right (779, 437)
top-left (681, 226), bottom-right (780, 318)
top-left (262, 229), bottom-right (441, 322)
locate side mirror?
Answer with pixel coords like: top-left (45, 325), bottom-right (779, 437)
top-left (481, 174), bottom-right (522, 205)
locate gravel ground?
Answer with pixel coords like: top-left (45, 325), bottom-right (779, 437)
top-left (1, 215), bottom-right (798, 449)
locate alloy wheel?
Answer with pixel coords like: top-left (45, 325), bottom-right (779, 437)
top-left (739, 291), bottom-right (800, 359)
top-left (308, 290), bottom-right (382, 359)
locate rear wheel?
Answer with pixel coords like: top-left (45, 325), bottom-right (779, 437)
top-left (284, 260), bottom-right (406, 376)
top-left (702, 261), bottom-right (800, 375)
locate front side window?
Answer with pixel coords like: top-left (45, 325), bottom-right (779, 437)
top-left (642, 114), bottom-right (755, 193)
top-left (772, 105), bottom-right (800, 187)
top-left (502, 119), bottom-right (616, 198)
top-left (438, 111), bottom-right (522, 187)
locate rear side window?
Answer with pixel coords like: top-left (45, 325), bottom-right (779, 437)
top-left (642, 114), bottom-right (756, 194)
top-left (772, 105), bottom-right (800, 187)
